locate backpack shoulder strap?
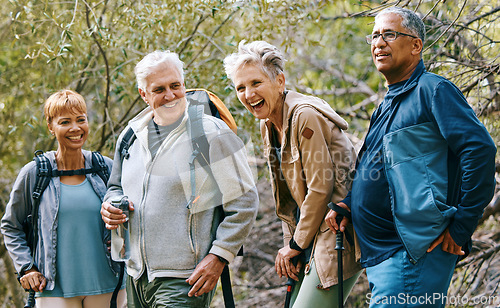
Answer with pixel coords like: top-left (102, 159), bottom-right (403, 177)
top-left (186, 102), bottom-right (211, 209)
top-left (118, 127), bottom-right (136, 161)
top-left (91, 151), bottom-right (110, 184)
top-left (187, 102), bottom-right (210, 168)
top-left (185, 92), bottom-right (239, 308)
top-left (187, 89), bottom-right (237, 133)
top-left (32, 151), bottom-right (52, 201)
top-left (24, 151), bottom-right (52, 262)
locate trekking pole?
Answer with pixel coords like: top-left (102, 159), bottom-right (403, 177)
top-left (335, 217), bottom-right (344, 308)
top-left (284, 256), bottom-right (299, 308)
top-left (284, 276), bottom-right (294, 308)
top-left (328, 202), bottom-right (353, 308)
top-left (24, 289), bottom-right (35, 308)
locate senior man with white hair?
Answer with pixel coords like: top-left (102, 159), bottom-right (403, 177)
top-left (100, 50), bottom-right (258, 307)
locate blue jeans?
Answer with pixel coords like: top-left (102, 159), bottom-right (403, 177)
top-left (365, 245), bottom-right (458, 308)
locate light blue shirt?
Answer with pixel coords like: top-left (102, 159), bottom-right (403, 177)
top-left (39, 179), bottom-right (120, 298)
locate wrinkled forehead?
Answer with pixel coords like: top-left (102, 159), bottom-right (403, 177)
top-left (146, 62), bottom-right (184, 87)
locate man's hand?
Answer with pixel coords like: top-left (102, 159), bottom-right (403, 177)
top-left (186, 253), bottom-right (225, 297)
top-left (325, 202), bottom-right (350, 233)
top-left (427, 228), bottom-right (465, 256)
top-left (20, 269), bottom-right (46, 292)
top-left (101, 200), bottom-right (134, 230)
top-left (275, 245), bottom-right (302, 281)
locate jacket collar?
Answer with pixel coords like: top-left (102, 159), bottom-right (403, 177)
top-left (128, 104), bottom-right (189, 140)
top-left (263, 90), bottom-right (349, 149)
top-left (399, 59), bottom-right (426, 94)
top-left (263, 92), bottom-right (294, 149)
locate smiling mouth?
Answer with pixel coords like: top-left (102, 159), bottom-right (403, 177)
top-left (250, 99), bottom-right (264, 108)
top-left (162, 100), bottom-right (179, 108)
top-left (68, 135), bottom-right (83, 141)
top-left (376, 53), bottom-right (390, 58)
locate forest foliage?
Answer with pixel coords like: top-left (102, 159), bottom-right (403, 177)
top-left (0, 0), bottom-right (498, 307)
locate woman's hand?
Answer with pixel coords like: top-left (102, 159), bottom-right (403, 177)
top-left (101, 200), bottom-right (134, 230)
top-left (20, 269), bottom-right (46, 292)
top-left (325, 202), bottom-right (350, 233)
top-left (275, 245), bottom-right (302, 281)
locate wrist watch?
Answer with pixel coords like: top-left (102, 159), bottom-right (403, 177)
top-left (217, 255), bottom-right (229, 265)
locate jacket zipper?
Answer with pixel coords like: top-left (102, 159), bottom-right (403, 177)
top-left (139, 148), bottom-right (154, 275)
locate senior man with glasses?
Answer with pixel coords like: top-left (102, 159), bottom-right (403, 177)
top-left (325, 6), bottom-right (496, 308)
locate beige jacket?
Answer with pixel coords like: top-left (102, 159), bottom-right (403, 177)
top-left (261, 90), bottom-right (361, 288)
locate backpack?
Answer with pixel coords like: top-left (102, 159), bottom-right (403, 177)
top-left (23, 151), bottom-right (123, 308)
top-left (25, 151), bottom-right (110, 250)
top-left (117, 89), bottom-right (239, 308)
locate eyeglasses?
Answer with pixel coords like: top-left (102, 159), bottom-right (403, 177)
top-left (365, 31), bottom-right (419, 44)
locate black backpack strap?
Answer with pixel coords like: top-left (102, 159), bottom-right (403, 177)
top-left (28, 151), bottom-right (52, 253)
top-left (220, 265), bottom-right (235, 308)
top-left (119, 128), bottom-right (136, 161)
top-left (20, 150), bottom-right (52, 297)
top-left (109, 262), bottom-right (125, 308)
top-left (91, 151), bottom-right (110, 184)
top-left (32, 151), bottom-right (52, 201)
top-left (48, 152), bottom-right (110, 185)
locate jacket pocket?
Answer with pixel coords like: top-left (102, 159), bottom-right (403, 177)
top-left (383, 122), bottom-right (457, 260)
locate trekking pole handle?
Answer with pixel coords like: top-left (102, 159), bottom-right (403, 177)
top-left (334, 206), bottom-right (345, 251)
top-left (334, 215), bottom-right (345, 308)
top-left (24, 289), bottom-right (35, 308)
top-left (285, 255), bottom-right (300, 287)
top-left (335, 231), bottom-right (345, 251)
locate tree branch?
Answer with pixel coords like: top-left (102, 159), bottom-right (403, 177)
top-left (100, 94), bottom-right (143, 149)
top-left (423, 0), bottom-right (468, 53)
top-left (478, 191), bottom-right (500, 225)
top-left (185, 8), bottom-right (239, 69)
top-left (178, 13), bottom-right (210, 56)
top-left (84, 1), bottom-right (111, 150)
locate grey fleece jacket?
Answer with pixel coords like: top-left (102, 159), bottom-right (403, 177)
top-left (105, 105), bottom-right (258, 282)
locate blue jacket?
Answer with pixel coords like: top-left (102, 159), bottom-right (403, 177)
top-left (353, 60), bottom-right (496, 262)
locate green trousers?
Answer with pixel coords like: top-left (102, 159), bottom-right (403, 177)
top-left (290, 259), bottom-right (362, 308)
top-left (126, 273), bottom-right (215, 308)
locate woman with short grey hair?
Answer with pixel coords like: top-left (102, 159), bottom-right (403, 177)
top-left (224, 41), bottom-right (362, 307)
